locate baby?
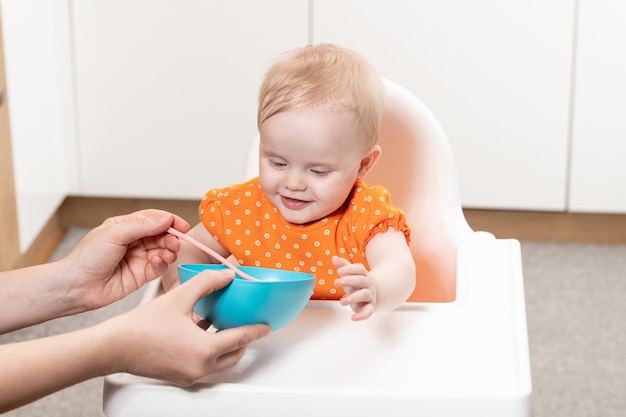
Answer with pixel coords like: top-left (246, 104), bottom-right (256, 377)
top-left (163, 43), bottom-right (415, 320)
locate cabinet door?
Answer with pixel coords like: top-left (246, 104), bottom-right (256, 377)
top-left (73, 0), bottom-right (308, 199)
top-left (569, 0), bottom-right (626, 213)
top-left (313, 0), bottom-right (574, 211)
top-left (1, 0), bottom-right (73, 252)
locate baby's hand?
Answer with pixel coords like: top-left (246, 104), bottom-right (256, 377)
top-left (332, 256), bottom-right (376, 321)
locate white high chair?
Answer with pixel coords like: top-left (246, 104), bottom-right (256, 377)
top-left (103, 80), bottom-right (532, 416)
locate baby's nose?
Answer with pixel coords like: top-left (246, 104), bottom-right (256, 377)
top-left (284, 171), bottom-right (306, 190)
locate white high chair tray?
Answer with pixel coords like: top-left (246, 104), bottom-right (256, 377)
top-left (103, 238), bottom-right (532, 417)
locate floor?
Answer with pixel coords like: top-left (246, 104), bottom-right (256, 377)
top-left (2, 228), bottom-right (626, 416)
top-left (522, 241), bottom-right (626, 416)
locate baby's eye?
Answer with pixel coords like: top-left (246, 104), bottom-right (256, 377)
top-left (310, 168), bottom-right (330, 176)
top-left (269, 160), bottom-right (287, 169)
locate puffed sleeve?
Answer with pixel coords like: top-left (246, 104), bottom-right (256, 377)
top-left (348, 182), bottom-right (411, 249)
top-left (198, 187), bottom-right (226, 243)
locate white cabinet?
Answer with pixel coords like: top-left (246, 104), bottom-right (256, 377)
top-left (1, 0), bottom-right (75, 252)
top-left (72, 0), bottom-right (308, 199)
top-left (569, 0), bottom-right (626, 213)
top-left (312, 0), bottom-right (575, 211)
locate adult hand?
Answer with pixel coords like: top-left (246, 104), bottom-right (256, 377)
top-left (61, 209), bottom-right (190, 312)
top-left (100, 269), bottom-right (272, 385)
top-left (0, 268), bottom-right (271, 413)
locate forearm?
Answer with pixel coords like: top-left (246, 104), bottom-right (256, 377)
top-left (0, 325), bottom-right (112, 412)
top-left (365, 230), bottom-right (416, 312)
top-left (370, 256), bottom-right (416, 312)
top-left (0, 261), bottom-right (82, 334)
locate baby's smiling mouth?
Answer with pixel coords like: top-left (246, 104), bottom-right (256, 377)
top-left (281, 195), bottom-right (310, 209)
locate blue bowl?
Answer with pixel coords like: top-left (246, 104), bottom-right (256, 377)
top-left (178, 264), bottom-right (315, 331)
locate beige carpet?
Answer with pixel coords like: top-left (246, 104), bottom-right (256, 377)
top-left (522, 241), bottom-right (626, 417)
top-left (2, 228), bottom-right (625, 417)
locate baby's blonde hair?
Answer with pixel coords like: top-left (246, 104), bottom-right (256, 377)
top-left (258, 44), bottom-right (384, 148)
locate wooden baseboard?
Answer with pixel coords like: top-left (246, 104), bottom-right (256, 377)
top-left (11, 210), bottom-right (65, 270)
top-left (464, 209), bottom-right (626, 243)
top-left (59, 196), bottom-right (200, 229)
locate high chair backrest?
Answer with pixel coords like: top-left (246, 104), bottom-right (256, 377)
top-left (244, 79), bottom-right (474, 302)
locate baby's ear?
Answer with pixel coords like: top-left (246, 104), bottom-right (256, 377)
top-left (357, 145), bottom-right (382, 179)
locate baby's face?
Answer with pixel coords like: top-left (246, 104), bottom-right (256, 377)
top-left (258, 106), bottom-right (369, 225)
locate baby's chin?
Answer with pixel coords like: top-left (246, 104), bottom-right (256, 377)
top-left (279, 211), bottom-right (317, 225)
top-left (277, 205), bottom-right (324, 226)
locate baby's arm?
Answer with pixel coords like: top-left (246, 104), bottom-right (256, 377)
top-left (333, 229), bottom-right (415, 321)
top-left (161, 223), bottom-right (231, 292)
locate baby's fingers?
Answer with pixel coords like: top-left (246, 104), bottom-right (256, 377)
top-left (331, 255), bottom-right (350, 269)
top-left (340, 287), bottom-right (373, 306)
top-left (350, 303), bottom-right (374, 321)
top-left (332, 257), bottom-right (368, 276)
top-left (334, 273), bottom-right (369, 293)
top-left (340, 288), bottom-right (374, 321)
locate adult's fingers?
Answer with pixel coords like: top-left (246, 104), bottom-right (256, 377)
top-left (208, 324), bottom-right (272, 365)
top-left (103, 210), bottom-right (190, 244)
top-left (171, 269), bottom-right (235, 309)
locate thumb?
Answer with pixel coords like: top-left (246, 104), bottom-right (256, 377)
top-left (174, 269), bottom-right (235, 308)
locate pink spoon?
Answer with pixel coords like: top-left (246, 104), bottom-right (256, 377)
top-left (167, 227), bottom-right (258, 281)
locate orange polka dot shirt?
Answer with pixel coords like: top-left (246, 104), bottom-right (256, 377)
top-left (199, 177), bottom-right (411, 300)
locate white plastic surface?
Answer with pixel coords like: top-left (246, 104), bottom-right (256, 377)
top-left (103, 238), bottom-right (531, 417)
